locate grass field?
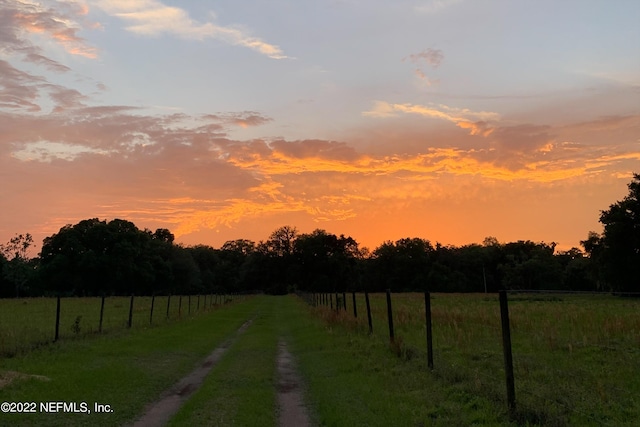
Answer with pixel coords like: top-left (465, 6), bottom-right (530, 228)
top-left (313, 292), bottom-right (640, 425)
top-left (1, 293), bottom-right (638, 426)
top-left (0, 294), bottom-right (229, 357)
top-left (0, 296), bottom-right (257, 426)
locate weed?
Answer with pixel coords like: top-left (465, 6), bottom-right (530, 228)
top-left (71, 315), bottom-right (82, 335)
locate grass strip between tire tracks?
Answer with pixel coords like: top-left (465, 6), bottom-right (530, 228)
top-left (169, 295), bottom-right (281, 426)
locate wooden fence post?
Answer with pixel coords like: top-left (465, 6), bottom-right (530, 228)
top-left (178, 295), bottom-right (182, 317)
top-left (499, 290), bottom-right (516, 416)
top-left (386, 289), bottom-right (395, 343)
top-left (424, 292), bottom-right (434, 369)
top-left (166, 294), bottom-right (171, 319)
top-left (54, 295), bottom-right (61, 342)
top-left (342, 292), bottom-right (347, 311)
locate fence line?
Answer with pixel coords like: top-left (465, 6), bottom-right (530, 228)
top-left (304, 290), bottom-right (639, 424)
top-left (0, 293), bottom-right (236, 357)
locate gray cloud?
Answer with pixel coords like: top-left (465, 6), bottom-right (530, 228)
top-left (24, 53), bottom-right (72, 73)
top-left (0, 60), bottom-right (44, 112)
top-left (407, 48), bottom-right (445, 68)
top-left (0, 0), bottom-right (96, 58)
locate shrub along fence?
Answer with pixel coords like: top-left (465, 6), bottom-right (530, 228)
top-left (0, 293), bottom-right (235, 357)
top-left (302, 290), bottom-right (640, 425)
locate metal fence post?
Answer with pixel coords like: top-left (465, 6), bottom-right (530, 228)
top-left (365, 291), bottom-right (373, 334)
top-left (54, 295), bottom-right (61, 342)
top-left (424, 291), bottom-right (434, 369)
top-left (499, 290), bottom-right (516, 415)
top-left (352, 292), bottom-right (357, 318)
top-left (386, 289), bottom-right (395, 343)
top-left (99, 295), bottom-right (105, 333)
top-left (150, 294), bottom-right (155, 325)
top-left (128, 294), bottom-right (134, 328)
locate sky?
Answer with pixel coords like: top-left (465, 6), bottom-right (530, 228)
top-left (1, 0), bottom-right (639, 255)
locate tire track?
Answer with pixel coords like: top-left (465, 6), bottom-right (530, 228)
top-left (277, 339), bottom-right (312, 427)
top-left (129, 319), bottom-right (254, 427)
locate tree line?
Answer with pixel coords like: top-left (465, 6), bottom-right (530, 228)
top-left (2, 174), bottom-right (639, 297)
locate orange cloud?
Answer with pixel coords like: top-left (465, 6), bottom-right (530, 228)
top-left (2, 101), bottom-right (639, 253)
top-left (11, 5), bottom-right (98, 59)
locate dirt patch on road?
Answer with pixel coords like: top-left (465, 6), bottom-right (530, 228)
top-left (129, 319), bottom-right (253, 427)
top-left (277, 339), bottom-right (312, 427)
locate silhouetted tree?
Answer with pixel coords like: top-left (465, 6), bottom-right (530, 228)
top-left (580, 231), bottom-right (605, 291)
top-left (556, 247), bottom-right (596, 291)
top-left (293, 229), bottom-right (361, 292)
top-left (40, 219), bottom-right (159, 295)
top-left (266, 226), bottom-right (298, 257)
top-left (587, 173), bottom-right (640, 292)
top-left (368, 238), bottom-right (434, 292)
top-left (187, 245), bottom-right (219, 294)
top-left (497, 240), bottom-right (562, 290)
top-left (0, 233), bottom-right (36, 297)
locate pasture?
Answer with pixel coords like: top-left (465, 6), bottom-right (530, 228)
top-left (311, 292), bottom-right (640, 425)
top-left (0, 294), bottom-right (228, 357)
top-left (0, 293), bottom-right (638, 426)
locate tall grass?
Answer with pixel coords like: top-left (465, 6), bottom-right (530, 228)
top-left (314, 292), bottom-right (640, 425)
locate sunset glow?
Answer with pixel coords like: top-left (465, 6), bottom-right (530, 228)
top-left (1, 0), bottom-right (639, 253)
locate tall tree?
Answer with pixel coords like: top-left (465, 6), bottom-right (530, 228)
top-left (39, 219), bottom-right (157, 295)
top-left (368, 238), bottom-right (434, 291)
top-left (594, 173), bottom-right (640, 291)
top-left (265, 226), bottom-right (298, 257)
top-left (0, 233), bottom-right (35, 297)
top-left (293, 229), bottom-right (361, 292)
top-left (580, 231), bottom-right (605, 291)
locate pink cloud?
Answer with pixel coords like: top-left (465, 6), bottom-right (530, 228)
top-left (3, 1), bottom-right (96, 58)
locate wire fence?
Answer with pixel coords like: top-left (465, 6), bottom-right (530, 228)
top-left (0, 293), bottom-right (236, 357)
top-left (301, 290), bottom-right (640, 425)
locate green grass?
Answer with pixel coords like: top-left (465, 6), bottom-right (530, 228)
top-left (287, 295), bottom-right (505, 426)
top-left (3, 293), bottom-right (637, 426)
top-left (169, 296), bottom-right (281, 426)
top-left (314, 292), bottom-right (640, 426)
top-left (0, 294), bottom-right (227, 356)
top-left (174, 295), bottom-right (509, 426)
top-left (0, 297), bottom-right (257, 427)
